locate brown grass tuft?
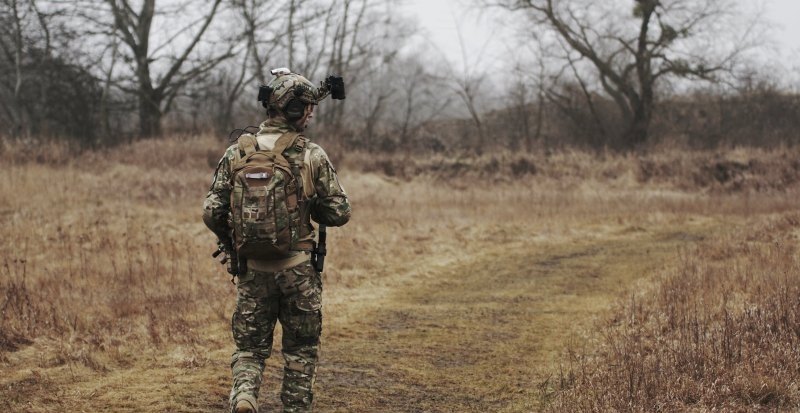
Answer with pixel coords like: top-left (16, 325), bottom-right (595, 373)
top-left (548, 215), bottom-right (800, 412)
top-left (345, 147), bottom-right (800, 194)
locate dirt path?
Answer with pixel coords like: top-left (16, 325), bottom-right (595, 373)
top-left (1, 218), bottom-right (724, 412)
top-left (308, 220), bottom-right (719, 412)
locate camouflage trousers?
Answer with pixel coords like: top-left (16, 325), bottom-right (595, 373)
top-left (229, 261), bottom-right (322, 413)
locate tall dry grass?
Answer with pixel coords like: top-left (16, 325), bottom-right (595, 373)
top-left (1, 134), bottom-right (800, 411)
top-left (345, 146), bottom-right (800, 194)
top-left (547, 216), bottom-right (800, 412)
top-left (0, 135), bottom-right (229, 367)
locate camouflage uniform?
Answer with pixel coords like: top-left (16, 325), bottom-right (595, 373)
top-left (203, 118), bottom-right (350, 413)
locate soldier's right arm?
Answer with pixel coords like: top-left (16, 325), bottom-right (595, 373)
top-left (203, 147), bottom-right (236, 242)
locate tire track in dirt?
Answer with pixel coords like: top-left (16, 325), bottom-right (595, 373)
top-left (313, 222), bottom-right (723, 412)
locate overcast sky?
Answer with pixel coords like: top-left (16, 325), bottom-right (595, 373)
top-left (402, 0), bottom-right (800, 76)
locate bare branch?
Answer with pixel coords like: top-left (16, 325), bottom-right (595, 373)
top-left (155, 0), bottom-right (222, 94)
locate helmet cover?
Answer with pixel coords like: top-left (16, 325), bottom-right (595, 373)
top-left (265, 72), bottom-right (321, 111)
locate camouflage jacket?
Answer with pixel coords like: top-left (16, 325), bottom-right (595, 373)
top-left (203, 120), bottom-right (351, 251)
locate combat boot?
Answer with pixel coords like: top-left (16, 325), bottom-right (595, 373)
top-left (232, 395), bottom-right (258, 413)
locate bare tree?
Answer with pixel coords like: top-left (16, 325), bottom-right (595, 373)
top-left (506, 45), bottom-right (552, 151)
top-left (233, 0), bottom-right (292, 85)
top-left (0, 0), bottom-right (32, 136)
top-left (531, 54), bottom-right (549, 150)
top-left (0, 0), bottom-right (103, 142)
top-left (317, 0), bottom-right (383, 134)
top-left (542, 51), bottom-right (615, 147)
top-left (210, 0), bottom-right (288, 134)
top-left (451, 71), bottom-right (486, 153)
top-left (392, 61), bottom-right (451, 152)
top-left (490, 0), bottom-right (761, 147)
top-left (362, 84), bottom-right (393, 149)
top-left (102, 0), bottom-right (231, 136)
top-left (443, 21), bottom-right (490, 154)
top-left (98, 36), bottom-right (120, 137)
top-left (505, 70), bottom-right (533, 151)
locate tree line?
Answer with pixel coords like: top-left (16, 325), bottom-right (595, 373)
top-left (1, 0), bottom-right (798, 152)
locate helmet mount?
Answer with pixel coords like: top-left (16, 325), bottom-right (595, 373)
top-left (257, 68), bottom-right (346, 118)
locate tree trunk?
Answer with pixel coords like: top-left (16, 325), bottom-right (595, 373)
top-left (287, 0), bottom-right (296, 69)
top-left (139, 94), bottom-right (162, 137)
top-left (10, 0), bottom-right (24, 138)
top-left (215, 106), bottom-right (233, 135)
top-left (107, 0), bottom-right (225, 138)
top-left (100, 40), bottom-right (119, 142)
top-left (625, 103), bottom-right (652, 148)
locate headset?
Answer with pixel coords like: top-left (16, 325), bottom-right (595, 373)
top-left (284, 88), bottom-right (308, 121)
top-left (257, 84), bottom-right (306, 121)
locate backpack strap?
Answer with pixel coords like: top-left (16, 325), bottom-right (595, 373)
top-left (238, 134), bottom-right (258, 156)
top-left (231, 134), bottom-right (258, 172)
top-left (272, 132), bottom-right (300, 157)
top-left (276, 134), bottom-right (308, 199)
top-left (286, 136), bottom-right (308, 189)
top-left (271, 131), bottom-right (300, 169)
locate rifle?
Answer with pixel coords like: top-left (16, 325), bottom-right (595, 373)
top-left (311, 224), bottom-right (327, 273)
top-left (212, 240), bottom-right (242, 282)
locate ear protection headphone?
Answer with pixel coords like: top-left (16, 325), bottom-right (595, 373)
top-left (284, 86), bottom-right (309, 121)
top-left (284, 98), bottom-right (307, 121)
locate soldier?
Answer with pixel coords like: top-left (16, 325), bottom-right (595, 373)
top-left (203, 69), bottom-right (351, 413)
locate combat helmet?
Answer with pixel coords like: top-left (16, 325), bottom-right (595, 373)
top-left (258, 68), bottom-right (346, 120)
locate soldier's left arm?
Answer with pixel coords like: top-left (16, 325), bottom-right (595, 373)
top-left (308, 145), bottom-right (351, 227)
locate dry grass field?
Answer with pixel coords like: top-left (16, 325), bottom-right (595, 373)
top-left (1, 135), bottom-right (799, 412)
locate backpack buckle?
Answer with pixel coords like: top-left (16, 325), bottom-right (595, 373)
top-left (293, 137), bottom-right (307, 152)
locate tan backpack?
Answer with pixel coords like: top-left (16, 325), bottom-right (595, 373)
top-left (229, 131), bottom-right (313, 260)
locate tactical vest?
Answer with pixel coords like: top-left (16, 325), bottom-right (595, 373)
top-left (229, 131), bottom-right (314, 260)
